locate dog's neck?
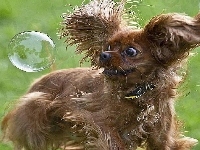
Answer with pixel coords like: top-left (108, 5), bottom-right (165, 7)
top-left (104, 76), bottom-right (157, 101)
top-left (124, 82), bottom-right (156, 99)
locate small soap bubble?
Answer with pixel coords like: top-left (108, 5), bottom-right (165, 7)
top-left (8, 31), bottom-right (56, 72)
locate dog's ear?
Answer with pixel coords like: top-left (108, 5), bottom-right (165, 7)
top-left (60, 0), bottom-right (126, 66)
top-left (144, 13), bottom-right (200, 66)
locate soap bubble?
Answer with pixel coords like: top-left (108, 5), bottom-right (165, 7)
top-left (8, 31), bottom-right (56, 72)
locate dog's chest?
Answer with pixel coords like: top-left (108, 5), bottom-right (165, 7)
top-left (99, 94), bottom-right (160, 143)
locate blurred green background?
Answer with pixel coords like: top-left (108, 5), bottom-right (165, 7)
top-left (0, 0), bottom-right (200, 149)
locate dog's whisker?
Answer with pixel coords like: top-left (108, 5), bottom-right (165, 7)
top-left (118, 66), bottom-right (126, 73)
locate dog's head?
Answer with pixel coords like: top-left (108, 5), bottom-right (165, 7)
top-left (98, 29), bottom-right (158, 83)
top-left (61, 0), bottom-right (200, 82)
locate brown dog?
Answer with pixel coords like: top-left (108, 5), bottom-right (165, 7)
top-left (2, 0), bottom-right (199, 149)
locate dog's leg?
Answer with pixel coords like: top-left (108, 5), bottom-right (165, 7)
top-left (144, 101), bottom-right (176, 150)
top-left (1, 92), bottom-right (87, 150)
top-left (144, 101), bottom-right (197, 150)
top-left (2, 92), bottom-right (55, 150)
top-left (174, 137), bottom-right (198, 150)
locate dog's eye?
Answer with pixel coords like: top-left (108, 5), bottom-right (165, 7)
top-left (124, 47), bottom-right (138, 57)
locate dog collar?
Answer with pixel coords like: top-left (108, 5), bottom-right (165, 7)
top-left (125, 82), bottom-right (155, 99)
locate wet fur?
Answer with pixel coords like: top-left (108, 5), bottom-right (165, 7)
top-left (2, 0), bottom-right (200, 149)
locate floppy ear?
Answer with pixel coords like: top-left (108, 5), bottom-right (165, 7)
top-left (60, 0), bottom-right (126, 66)
top-left (144, 13), bottom-right (200, 66)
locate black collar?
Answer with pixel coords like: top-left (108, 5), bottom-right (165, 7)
top-left (125, 82), bottom-right (155, 99)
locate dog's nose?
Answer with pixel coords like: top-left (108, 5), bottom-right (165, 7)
top-left (99, 52), bottom-right (111, 62)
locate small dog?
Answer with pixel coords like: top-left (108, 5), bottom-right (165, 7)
top-left (2, 0), bottom-right (200, 149)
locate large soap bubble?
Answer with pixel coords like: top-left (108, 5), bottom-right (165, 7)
top-left (8, 31), bottom-right (56, 72)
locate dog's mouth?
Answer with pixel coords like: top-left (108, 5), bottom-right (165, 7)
top-left (102, 68), bottom-right (135, 76)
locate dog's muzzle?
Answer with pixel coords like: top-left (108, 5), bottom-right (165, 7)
top-left (103, 68), bottom-right (135, 76)
top-left (99, 51), bottom-right (135, 76)
top-left (99, 52), bottom-right (112, 63)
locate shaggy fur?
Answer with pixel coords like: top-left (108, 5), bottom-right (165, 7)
top-left (2, 0), bottom-right (200, 149)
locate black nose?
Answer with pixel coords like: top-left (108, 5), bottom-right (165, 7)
top-left (99, 52), bottom-right (111, 62)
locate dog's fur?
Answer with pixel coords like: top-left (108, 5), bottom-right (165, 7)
top-left (2, 0), bottom-right (200, 149)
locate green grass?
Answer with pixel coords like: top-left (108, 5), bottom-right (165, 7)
top-left (0, 0), bottom-right (200, 149)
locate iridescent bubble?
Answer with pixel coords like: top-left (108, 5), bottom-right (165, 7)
top-left (8, 31), bottom-right (56, 72)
